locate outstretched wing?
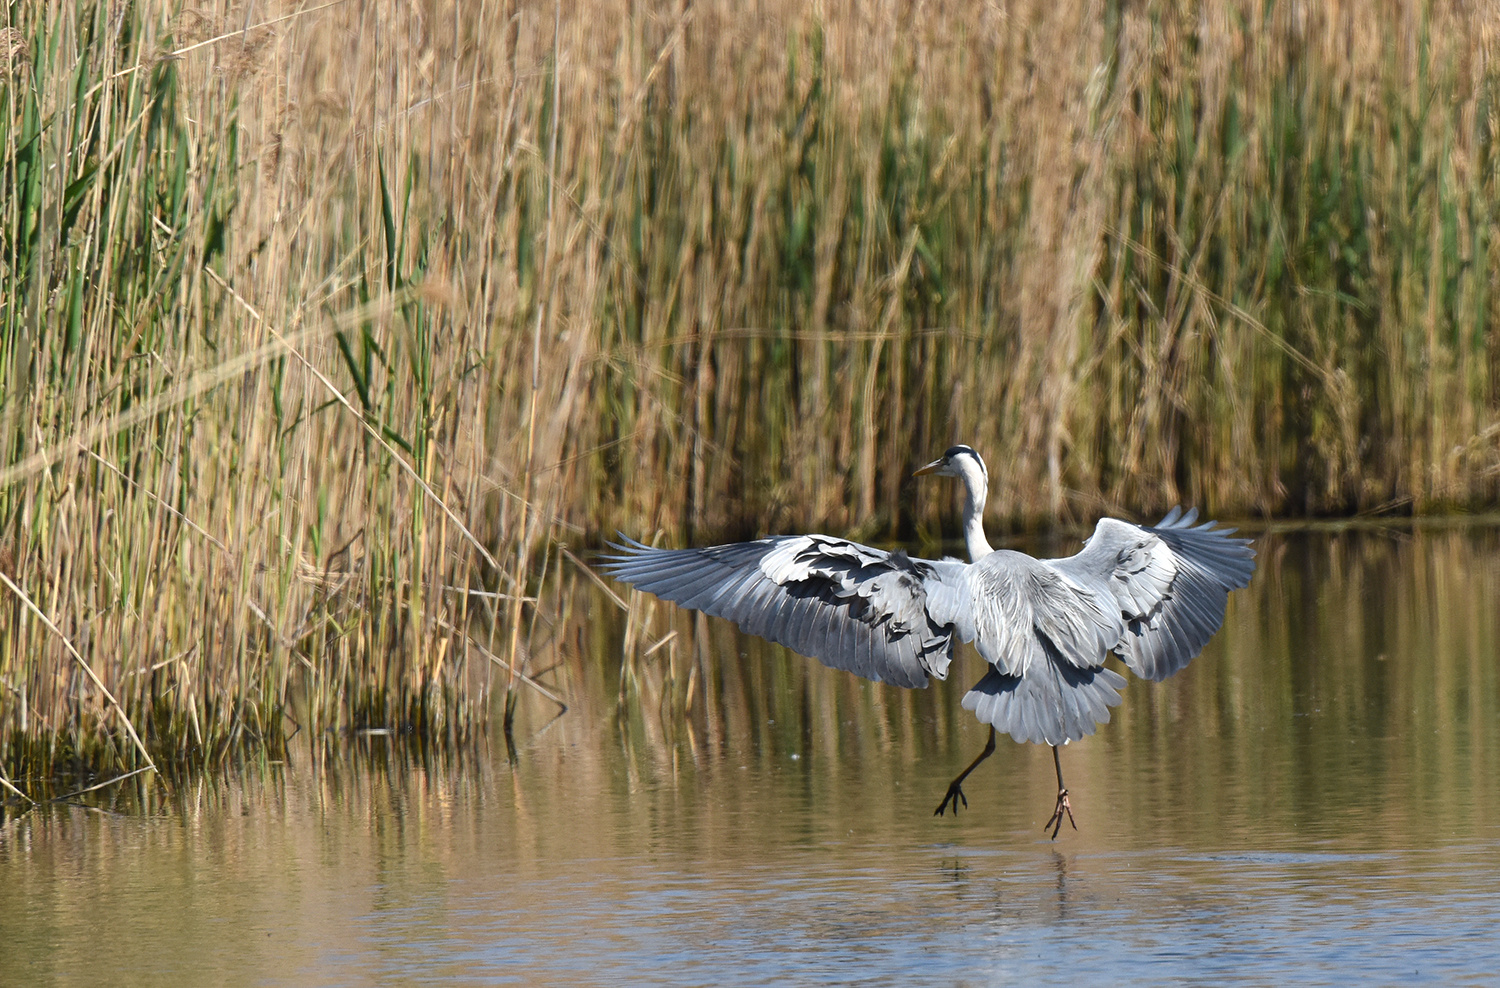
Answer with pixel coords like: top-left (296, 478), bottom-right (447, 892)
top-left (600, 535), bottom-right (965, 688)
top-left (1048, 507), bottom-right (1256, 681)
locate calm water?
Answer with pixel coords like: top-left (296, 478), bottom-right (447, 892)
top-left (4, 525), bottom-right (1500, 985)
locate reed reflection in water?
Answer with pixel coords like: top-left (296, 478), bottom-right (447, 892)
top-left (2, 525), bottom-right (1499, 985)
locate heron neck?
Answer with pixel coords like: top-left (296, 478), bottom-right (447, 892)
top-left (962, 475), bottom-right (993, 562)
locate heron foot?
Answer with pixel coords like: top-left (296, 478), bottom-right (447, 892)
top-left (933, 727), bottom-right (996, 819)
top-left (1043, 787), bottom-right (1076, 840)
top-left (933, 781), bottom-right (970, 817)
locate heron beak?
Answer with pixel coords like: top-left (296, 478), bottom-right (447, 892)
top-left (913, 458), bottom-right (944, 477)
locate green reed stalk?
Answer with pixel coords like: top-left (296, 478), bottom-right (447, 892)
top-left (2, 0), bottom-right (1499, 787)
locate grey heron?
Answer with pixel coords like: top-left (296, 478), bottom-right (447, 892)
top-left (602, 445), bottom-right (1255, 836)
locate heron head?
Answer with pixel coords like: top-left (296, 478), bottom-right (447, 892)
top-left (914, 445), bottom-right (987, 483)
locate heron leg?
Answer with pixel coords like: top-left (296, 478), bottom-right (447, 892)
top-left (934, 727), bottom-right (997, 817)
top-left (1043, 744), bottom-right (1077, 839)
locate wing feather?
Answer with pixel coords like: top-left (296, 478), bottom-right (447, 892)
top-left (601, 535), bottom-right (960, 688)
top-left (1048, 509), bottom-right (1256, 681)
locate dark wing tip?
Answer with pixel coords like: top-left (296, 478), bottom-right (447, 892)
top-left (1152, 507), bottom-right (1257, 587)
top-left (598, 532), bottom-right (652, 561)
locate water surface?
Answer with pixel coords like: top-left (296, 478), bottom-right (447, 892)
top-left (3, 525), bottom-right (1500, 984)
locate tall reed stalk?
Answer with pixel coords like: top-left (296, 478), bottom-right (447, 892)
top-left (3, 0), bottom-right (1499, 786)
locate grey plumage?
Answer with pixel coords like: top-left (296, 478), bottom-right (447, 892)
top-left (603, 535), bottom-right (957, 689)
top-left (962, 662), bottom-right (1128, 747)
top-left (600, 446), bottom-right (1255, 749)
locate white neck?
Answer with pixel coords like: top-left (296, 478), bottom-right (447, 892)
top-left (956, 457), bottom-right (993, 562)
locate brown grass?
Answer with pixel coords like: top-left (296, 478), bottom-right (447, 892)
top-left (3, 0), bottom-right (1500, 783)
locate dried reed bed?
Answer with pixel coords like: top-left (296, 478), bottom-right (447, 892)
top-left (2, 0), bottom-right (1500, 786)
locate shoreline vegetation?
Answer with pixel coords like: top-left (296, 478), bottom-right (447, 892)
top-left (3, 0), bottom-right (1499, 789)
